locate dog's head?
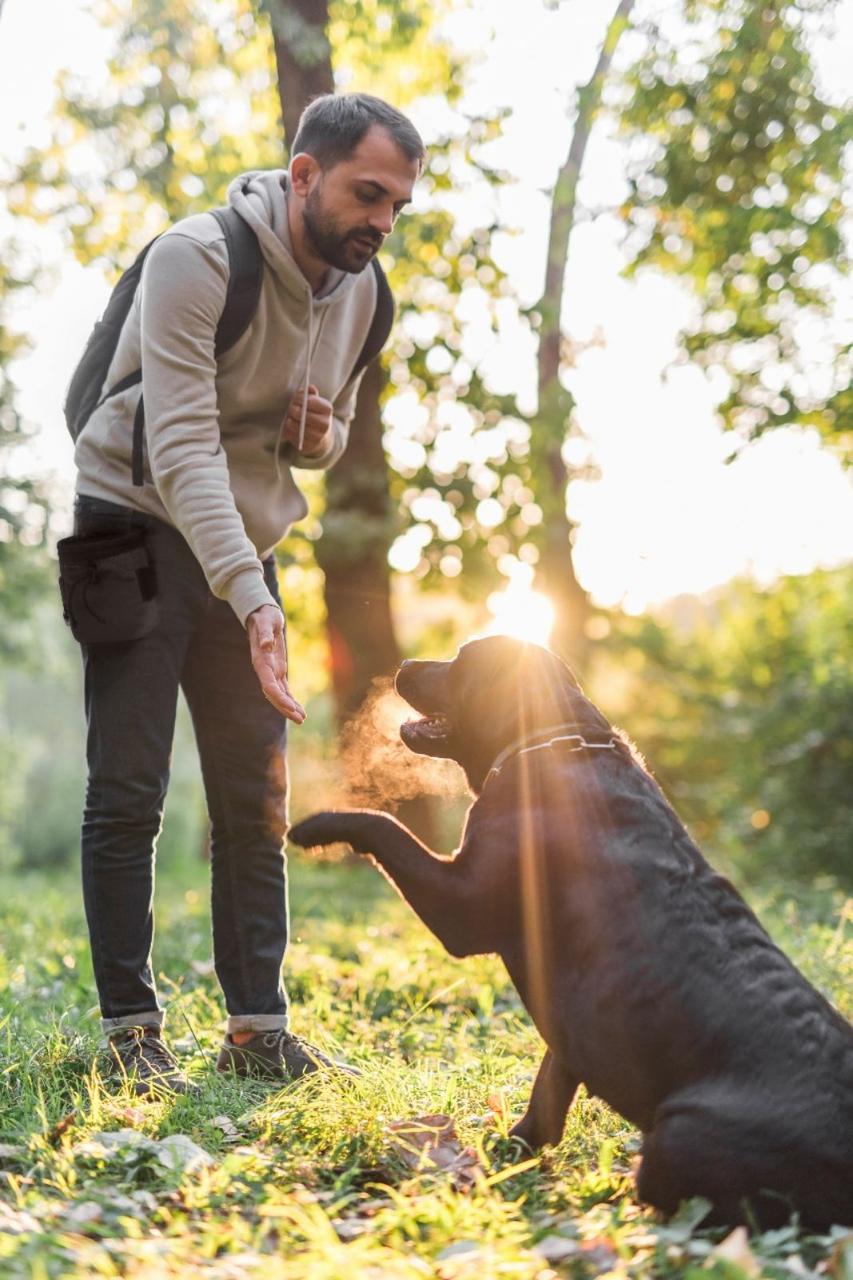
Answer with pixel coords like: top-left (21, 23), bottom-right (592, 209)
top-left (396, 635), bottom-right (613, 793)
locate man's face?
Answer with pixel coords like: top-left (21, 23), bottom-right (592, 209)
top-left (299, 125), bottom-right (420, 273)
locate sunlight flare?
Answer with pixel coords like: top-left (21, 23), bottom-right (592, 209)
top-left (485, 564), bottom-right (555, 648)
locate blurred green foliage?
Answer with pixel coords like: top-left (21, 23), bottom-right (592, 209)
top-left (600, 565), bottom-right (853, 886)
top-left (0, 254), bottom-right (51, 657)
top-left (616, 0), bottom-right (852, 453)
top-left (2, 565), bottom-right (849, 887)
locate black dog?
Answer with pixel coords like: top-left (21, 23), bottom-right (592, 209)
top-left (289, 636), bottom-right (853, 1230)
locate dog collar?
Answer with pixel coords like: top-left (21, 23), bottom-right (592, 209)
top-left (485, 723), bottom-right (623, 786)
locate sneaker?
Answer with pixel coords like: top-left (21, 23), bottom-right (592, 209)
top-left (105, 1027), bottom-right (199, 1097)
top-left (215, 1029), bottom-right (359, 1081)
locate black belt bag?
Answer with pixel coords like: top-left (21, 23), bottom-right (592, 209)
top-left (57, 526), bottom-right (159, 645)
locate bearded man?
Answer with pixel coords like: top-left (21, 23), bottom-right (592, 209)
top-left (70, 93), bottom-right (424, 1093)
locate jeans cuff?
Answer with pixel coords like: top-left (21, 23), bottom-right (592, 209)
top-left (101, 1010), bottom-right (164, 1036)
top-left (226, 1014), bottom-right (289, 1034)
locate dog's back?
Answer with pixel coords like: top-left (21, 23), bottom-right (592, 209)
top-left (488, 743), bottom-right (853, 1226)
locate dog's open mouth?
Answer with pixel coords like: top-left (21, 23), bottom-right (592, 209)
top-left (400, 713), bottom-right (453, 753)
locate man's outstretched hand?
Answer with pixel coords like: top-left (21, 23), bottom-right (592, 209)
top-left (246, 604), bottom-right (306, 724)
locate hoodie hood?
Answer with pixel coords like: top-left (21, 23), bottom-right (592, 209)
top-left (227, 169), bottom-right (357, 306)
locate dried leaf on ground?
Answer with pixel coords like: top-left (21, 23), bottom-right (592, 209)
top-left (46, 1111), bottom-right (77, 1145)
top-left (826, 1233), bottom-right (853, 1280)
top-left (0, 1202), bottom-right (40, 1235)
top-left (534, 1234), bottom-right (582, 1263)
top-left (332, 1217), bottom-right (371, 1241)
top-left (212, 1114), bottom-right (242, 1144)
top-left (706, 1226), bottom-right (761, 1278)
top-left (387, 1114), bottom-right (483, 1191)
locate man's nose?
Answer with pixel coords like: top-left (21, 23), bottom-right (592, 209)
top-left (368, 205), bottom-right (395, 236)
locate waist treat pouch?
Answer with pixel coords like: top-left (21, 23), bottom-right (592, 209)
top-left (57, 526), bottom-right (159, 644)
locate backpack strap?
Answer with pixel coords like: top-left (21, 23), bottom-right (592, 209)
top-left (349, 258), bottom-right (394, 383)
top-left (127, 209), bottom-right (263, 485)
top-left (210, 206), bottom-right (264, 357)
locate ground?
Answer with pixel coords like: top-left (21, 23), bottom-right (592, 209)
top-left (0, 852), bottom-right (850, 1279)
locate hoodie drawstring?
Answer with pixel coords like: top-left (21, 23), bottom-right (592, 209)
top-left (274, 292), bottom-right (313, 482)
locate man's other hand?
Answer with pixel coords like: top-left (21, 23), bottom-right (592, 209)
top-left (283, 384), bottom-right (333, 457)
top-left (246, 604), bottom-right (306, 724)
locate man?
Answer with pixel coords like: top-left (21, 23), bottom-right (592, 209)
top-left (71, 93), bottom-right (424, 1094)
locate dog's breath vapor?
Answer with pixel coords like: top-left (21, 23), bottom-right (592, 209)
top-left (340, 679), bottom-right (463, 807)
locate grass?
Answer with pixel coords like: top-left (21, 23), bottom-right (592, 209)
top-left (0, 851), bottom-right (850, 1278)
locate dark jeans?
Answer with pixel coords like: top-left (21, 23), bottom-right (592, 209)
top-left (73, 494), bottom-right (289, 1033)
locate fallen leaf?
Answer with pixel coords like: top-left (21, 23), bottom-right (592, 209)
top-left (154, 1133), bottom-right (215, 1173)
top-left (61, 1201), bottom-right (104, 1231)
top-left (579, 1236), bottom-right (621, 1271)
top-left (706, 1226), bottom-right (761, 1278)
top-left (0, 1202), bottom-right (40, 1235)
top-left (437, 1240), bottom-right (485, 1276)
top-left (113, 1107), bottom-right (146, 1128)
top-left (46, 1111), bottom-right (77, 1145)
top-left (534, 1234), bottom-right (582, 1263)
top-left (212, 1115), bottom-right (242, 1144)
top-left (332, 1218), bottom-right (370, 1241)
top-left (486, 1091), bottom-right (509, 1121)
top-left (387, 1114), bottom-right (483, 1191)
top-left (826, 1233), bottom-right (853, 1280)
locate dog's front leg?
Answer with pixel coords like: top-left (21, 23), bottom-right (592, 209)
top-left (509, 1050), bottom-right (578, 1150)
top-left (289, 810), bottom-right (477, 957)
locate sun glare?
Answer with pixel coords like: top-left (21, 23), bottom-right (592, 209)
top-left (485, 564), bottom-right (555, 647)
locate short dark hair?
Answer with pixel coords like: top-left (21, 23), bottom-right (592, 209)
top-left (291, 93), bottom-right (426, 171)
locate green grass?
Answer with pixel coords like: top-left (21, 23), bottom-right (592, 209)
top-left (0, 853), bottom-right (850, 1278)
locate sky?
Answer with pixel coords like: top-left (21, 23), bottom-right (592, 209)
top-left (1, 0), bottom-right (851, 619)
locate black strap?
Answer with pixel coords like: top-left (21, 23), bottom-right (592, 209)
top-left (131, 392), bottom-right (145, 488)
top-left (121, 208), bottom-right (263, 487)
top-left (210, 206), bottom-right (264, 357)
top-left (350, 258), bottom-right (394, 382)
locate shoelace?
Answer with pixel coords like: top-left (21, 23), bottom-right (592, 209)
top-left (261, 1029), bottom-right (324, 1059)
top-left (114, 1028), bottom-right (178, 1075)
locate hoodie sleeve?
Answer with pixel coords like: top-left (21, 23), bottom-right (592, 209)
top-left (288, 367), bottom-right (366, 472)
top-left (139, 229), bottom-right (279, 626)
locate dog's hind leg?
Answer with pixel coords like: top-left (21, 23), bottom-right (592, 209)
top-left (509, 1051), bottom-right (578, 1150)
top-left (636, 1110), bottom-right (807, 1229)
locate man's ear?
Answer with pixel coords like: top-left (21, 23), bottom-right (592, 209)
top-left (289, 152), bottom-right (321, 199)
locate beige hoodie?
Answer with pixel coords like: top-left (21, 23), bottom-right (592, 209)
top-left (74, 170), bottom-right (378, 625)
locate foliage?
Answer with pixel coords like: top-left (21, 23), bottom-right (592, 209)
top-left (600, 565), bottom-right (853, 886)
top-left (0, 601), bottom-right (209, 873)
top-left (0, 252), bottom-right (51, 659)
top-left (615, 0), bottom-right (852, 453)
top-left (0, 852), bottom-right (849, 1275)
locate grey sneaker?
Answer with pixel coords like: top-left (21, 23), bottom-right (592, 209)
top-left (215, 1029), bottom-right (359, 1081)
top-left (105, 1027), bottom-right (198, 1097)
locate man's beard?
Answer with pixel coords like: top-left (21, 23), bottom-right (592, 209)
top-left (302, 184), bottom-right (381, 273)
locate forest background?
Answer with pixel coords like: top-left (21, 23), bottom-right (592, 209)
top-left (1, 0), bottom-right (850, 885)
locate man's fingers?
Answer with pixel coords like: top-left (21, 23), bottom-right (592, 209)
top-left (256, 664), bottom-right (305, 723)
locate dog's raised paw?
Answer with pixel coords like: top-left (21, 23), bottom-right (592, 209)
top-left (288, 813), bottom-right (355, 850)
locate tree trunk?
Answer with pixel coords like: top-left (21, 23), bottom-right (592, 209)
top-left (534, 0), bottom-right (635, 668)
top-left (263, 0), bottom-right (402, 724)
top-left (315, 359), bottom-right (402, 718)
top-left (265, 0), bottom-right (335, 142)
top-left (262, 0), bottom-right (437, 842)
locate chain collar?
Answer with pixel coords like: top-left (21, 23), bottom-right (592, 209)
top-left (484, 722), bottom-right (624, 788)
